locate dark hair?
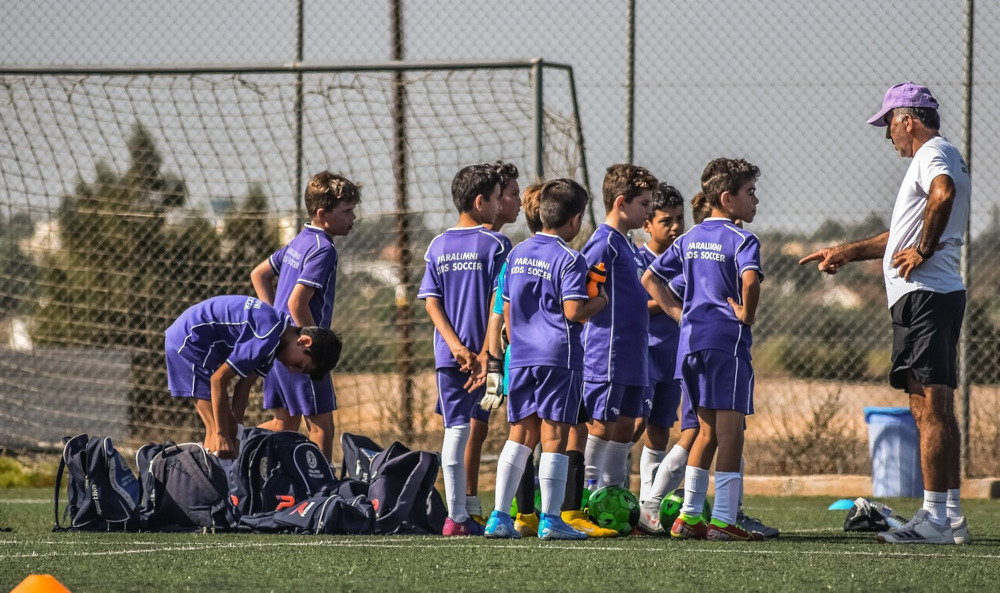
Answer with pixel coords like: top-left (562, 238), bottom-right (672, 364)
top-left (451, 164), bottom-right (500, 213)
top-left (304, 171), bottom-right (361, 217)
top-left (298, 326), bottom-right (343, 381)
top-left (493, 161), bottom-right (520, 190)
top-left (521, 183), bottom-right (543, 233)
top-left (649, 182), bottom-right (684, 220)
top-left (602, 164), bottom-right (658, 212)
top-left (539, 178), bottom-right (588, 229)
top-left (691, 192), bottom-right (711, 224)
top-left (895, 106), bottom-right (940, 130)
top-left (700, 158), bottom-right (760, 209)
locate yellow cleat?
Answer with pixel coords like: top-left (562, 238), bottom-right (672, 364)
top-left (561, 510), bottom-right (619, 538)
top-left (470, 514), bottom-right (487, 527)
top-left (514, 512), bottom-right (539, 537)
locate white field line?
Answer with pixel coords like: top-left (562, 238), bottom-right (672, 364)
top-left (0, 499), bottom-right (51, 504)
top-left (1, 538), bottom-right (998, 561)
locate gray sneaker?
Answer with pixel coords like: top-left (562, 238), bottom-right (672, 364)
top-left (951, 515), bottom-right (971, 545)
top-left (736, 510), bottom-right (780, 538)
top-left (636, 501), bottom-right (664, 535)
top-left (876, 509), bottom-right (953, 545)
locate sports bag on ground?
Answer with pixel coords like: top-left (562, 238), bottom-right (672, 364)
top-left (136, 441), bottom-right (239, 532)
top-left (53, 434), bottom-right (140, 532)
top-left (229, 428), bottom-right (338, 516)
top-left (238, 490), bottom-right (376, 535)
top-left (367, 441), bottom-right (447, 535)
top-left (340, 432), bottom-right (384, 482)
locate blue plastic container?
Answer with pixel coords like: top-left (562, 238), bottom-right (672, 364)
top-left (864, 406), bottom-right (923, 498)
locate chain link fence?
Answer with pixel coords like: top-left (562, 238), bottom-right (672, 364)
top-left (2, 1), bottom-right (999, 476)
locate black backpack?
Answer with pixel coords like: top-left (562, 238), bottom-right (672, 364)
top-left (367, 441), bottom-right (447, 535)
top-left (136, 441), bottom-right (239, 532)
top-left (238, 481), bottom-right (376, 535)
top-left (229, 428), bottom-right (338, 516)
top-left (340, 432), bottom-right (384, 482)
top-left (53, 434), bottom-right (141, 532)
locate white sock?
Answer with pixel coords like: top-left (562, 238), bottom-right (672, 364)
top-left (680, 465), bottom-right (709, 517)
top-left (584, 434), bottom-right (609, 486)
top-left (712, 471), bottom-right (741, 525)
top-left (639, 446), bottom-right (666, 503)
top-left (600, 440), bottom-right (632, 487)
top-left (648, 444), bottom-right (689, 505)
top-left (466, 495), bottom-right (482, 518)
top-left (922, 490), bottom-right (948, 525)
top-left (538, 452), bottom-right (569, 516)
top-left (494, 440), bottom-right (532, 517)
top-left (947, 488), bottom-right (962, 519)
top-left (738, 456), bottom-right (745, 512)
top-left (441, 424), bottom-right (471, 522)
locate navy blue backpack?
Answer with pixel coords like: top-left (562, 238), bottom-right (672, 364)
top-left (53, 434), bottom-right (141, 532)
top-left (239, 479), bottom-right (375, 535)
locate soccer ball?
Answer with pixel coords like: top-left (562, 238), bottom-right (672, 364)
top-left (586, 485), bottom-right (639, 536)
top-left (658, 487), bottom-right (711, 527)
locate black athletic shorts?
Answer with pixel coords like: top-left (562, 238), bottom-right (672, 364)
top-left (889, 290), bottom-right (966, 391)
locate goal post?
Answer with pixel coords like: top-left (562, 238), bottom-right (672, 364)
top-left (0, 59), bottom-right (591, 449)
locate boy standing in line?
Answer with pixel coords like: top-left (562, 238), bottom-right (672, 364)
top-left (485, 178), bottom-right (607, 539)
top-left (418, 164), bottom-right (506, 536)
top-left (582, 164), bottom-right (657, 488)
top-left (250, 171), bottom-right (360, 461)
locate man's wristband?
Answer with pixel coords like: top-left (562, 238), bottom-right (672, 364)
top-left (916, 246), bottom-right (934, 259)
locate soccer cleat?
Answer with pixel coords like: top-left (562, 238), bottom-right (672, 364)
top-left (514, 512), bottom-right (540, 537)
top-left (951, 515), bottom-right (971, 545)
top-left (670, 513), bottom-right (708, 540)
top-left (561, 510), bottom-right (618, 538)
top-left (876, 509), bottom-right (953, 545)
top-left (442, 516), bottom-right (485, 536)
top-left (635, 501), bottom-right (664, 535)
top-left (706, 518), bottom-right (764, 541)
top-left (470, 514), bottom-right (487, 527)
top-left (484, 510), bottom-right (521, 539)
top-left (736, 510), bottom-right (779, 538)
top-left (538, 513), bottom-right (589, 540)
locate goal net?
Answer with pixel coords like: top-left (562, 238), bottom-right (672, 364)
top-left (0, 61), bottom-right (588, 449)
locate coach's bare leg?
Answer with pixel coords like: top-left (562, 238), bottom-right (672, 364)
top-left (465, 417), bottom-right (489, 498)
top-left (259, 407), bottom-right (302, 432)
top-left (194, 398), bottom-right (216, 450)
top-left (303, 412), bottom-right (335, 461)
top-left (907, 373), bottom-right (953, 492)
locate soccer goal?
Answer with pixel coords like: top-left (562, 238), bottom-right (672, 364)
top-left (0, 59), bottom-right (590, 448)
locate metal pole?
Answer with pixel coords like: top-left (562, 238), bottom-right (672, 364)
top-left (566, 67), bottom-right (596, 229)
top-left (294, 0), bottom-right (305, 225)
top-left (531, 59), bottom-right (544, 182)
top-left (625, 0), bottom-right (636, 164)
top-left (390, 0), bottom-right (414, 444)
top-left (958, 0), bottom-right (974, 478)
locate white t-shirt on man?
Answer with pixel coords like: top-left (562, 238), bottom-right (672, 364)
top-left (883, 135), bottom-right (971, 308)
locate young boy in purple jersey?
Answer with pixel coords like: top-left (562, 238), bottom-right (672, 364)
top-left (631, 183), bottom-right (694, 534)
top-left (581, 164), bottom-right (657, 489)
top-left (641, 158), bottom-right (764, 541)
top-left (484, 178), bottom-right (608, 540)
top-left (249, 171), bottom-right (360, 461)
top-left (463, 160), bottom-right (520, 525)
top-left (164, 295), bottom-right (341, 459)
top-left (418, 163), bottom-right (506, 536)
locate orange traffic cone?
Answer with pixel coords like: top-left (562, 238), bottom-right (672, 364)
top-left (9, 574), bottom-right (72, 593)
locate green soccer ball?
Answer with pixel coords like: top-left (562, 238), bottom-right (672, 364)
top-left (586, 485), bottom-right (640, 536)
top-left (658, 487), bottom-right (712, 528)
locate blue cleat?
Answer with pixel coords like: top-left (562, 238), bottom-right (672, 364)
top-left (484, 510), bottom-right (521, 539)
top-left (538, 513), bottom-right (588, 540)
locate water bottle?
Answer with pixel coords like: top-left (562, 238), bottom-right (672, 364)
top-left (869, 499), bottom-right (907, 529)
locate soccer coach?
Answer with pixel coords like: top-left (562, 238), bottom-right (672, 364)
top-left (799, 82), bottom-right (971, 545)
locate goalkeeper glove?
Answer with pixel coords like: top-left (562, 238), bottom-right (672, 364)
top-left (480, 355), bottom-right (505, 410)
top-left (587, 263), bottom-right (607, 298)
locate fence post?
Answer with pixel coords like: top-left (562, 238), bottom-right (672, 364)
top-left (958, 0), bottom-right (975, 478)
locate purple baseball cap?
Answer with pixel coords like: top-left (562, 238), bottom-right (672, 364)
top-left (867, 82), bottom-right (939, 127)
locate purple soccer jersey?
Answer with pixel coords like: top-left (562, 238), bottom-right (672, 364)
top-left (581, 224), bottom-right (649, 385)
top-left (647, 217), bottom-right (763, 368)
top-left (164, 295), bottom-right (290, 378)
top-left (417, 226), bottom-right (510, 369)
top-left (639, 243), bottom-right (680, 383)
top-left (268, 224), bottom-right (338, 327)
top-left (502, 232), bottom-right (589, 370)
